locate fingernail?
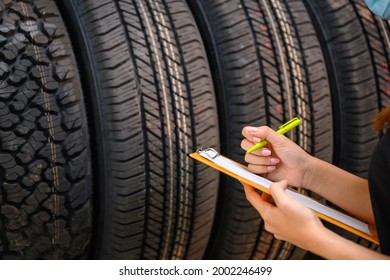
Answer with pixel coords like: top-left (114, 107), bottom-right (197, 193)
top-left (252, 137), bottom-right (261, 143)
top-left (245, 126), bottom-right (258, 132)
top-left (270, 158), bottom-right (280, 164)
top-left (267, 166), bottom-right (276, 171)
top-left (261, 149), bottom-right (271, 156)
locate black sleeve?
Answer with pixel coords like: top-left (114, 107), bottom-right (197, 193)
top-left (368, 130), bottom-right (390, 254)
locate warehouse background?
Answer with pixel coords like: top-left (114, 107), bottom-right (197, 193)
top-left (0, 0), bottom-right (388, 259)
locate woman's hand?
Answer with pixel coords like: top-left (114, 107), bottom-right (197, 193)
top-left (243, 180), bottom-right (324, 250)
top-left (243, 180), bottom-right (389, 260)
top-left (241, 126), bottom-right (313, 188)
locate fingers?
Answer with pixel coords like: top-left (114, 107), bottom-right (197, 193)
top-left (269, 179), bottom-right (289, 207)
top-left (245, 153), bottom-right (280, 172)
top-left (241, 141), bottom-right (280, 173)
top-left (245, 153), bottom-right (279, 165)
top-left (242, 182), bottom-right (274, 215)
top-left (244, 180), bottom-right (289, 212)
top-left (241, 139), bottom-right (270, 156)
top-left (242, 125), bottom-right (288, 149)
top-left (248, 163), bottom-right (277, 173)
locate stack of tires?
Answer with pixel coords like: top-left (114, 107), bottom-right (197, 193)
top-left (0, 0), bottom-right (388, 259)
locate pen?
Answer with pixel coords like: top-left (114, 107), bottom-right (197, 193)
top-left (246, 117), bottom-right (301, 154)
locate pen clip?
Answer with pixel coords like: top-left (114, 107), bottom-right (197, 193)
top-left (279, 116), bottom-right (300, 129)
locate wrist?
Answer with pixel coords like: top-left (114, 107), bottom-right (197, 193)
top-left (301, 154), bottom-right (319, 192)
top-left (304, 224), bottom-right (335, 256)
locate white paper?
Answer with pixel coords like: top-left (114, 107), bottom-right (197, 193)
top-left (199, 150), bottom-right (371, 235)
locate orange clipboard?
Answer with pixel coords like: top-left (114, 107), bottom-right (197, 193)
top-left (190, 148), bottom-right (379, 245)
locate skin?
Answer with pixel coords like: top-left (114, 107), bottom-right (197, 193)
top-left (241, 126), bottom-right (389, 259)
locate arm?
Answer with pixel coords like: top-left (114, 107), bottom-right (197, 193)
top-left (307, 227), bottom-right (385, 260)
top-left (304, 156), bottom-right (375, 225)
top-left (242, 126), bottom-right (375, 225)
top-left (243, 181), bottom-right (387, 260)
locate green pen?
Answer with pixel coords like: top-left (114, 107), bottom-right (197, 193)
top-left (246, 117), bottom-right (301, 154)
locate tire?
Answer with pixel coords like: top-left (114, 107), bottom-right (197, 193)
top-left (304, 0), bottom-right (390, 177)
top-left (0, 0), bottom-right (92, 259)
top-left (189, 0), bottom-right (333, 259)
top-left (58, 0), bottom-right (220, 259)
top-left (304, 0), bottom-right (390, 249)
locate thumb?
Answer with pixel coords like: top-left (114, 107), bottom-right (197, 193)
top-left (242, 182), bottom-right (273, 214)
top-left (269, 179), bottom-right (289, 207)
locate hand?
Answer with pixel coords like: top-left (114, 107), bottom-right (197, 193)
top-left (241, 126), bottom-right (312, 188)
top-left (243, 180), bottom-right (324, 250)
top-left (244, 181), bottom-right (390, 259)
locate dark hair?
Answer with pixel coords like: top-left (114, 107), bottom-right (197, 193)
top-left (373, 105), bottom-right (390, 131)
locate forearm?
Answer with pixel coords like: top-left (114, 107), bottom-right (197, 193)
top-left (303, 156), bottom-right (375, 224)
top-left (306, 226), bottom-right (388, 260)
top-left (244, 181), bottom-right (385, 260)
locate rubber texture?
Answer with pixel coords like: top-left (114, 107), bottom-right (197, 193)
top-left (303, 0), bottom-right (390, 250)
top-left (58, 0), bottom-right (220, 259)
top-left (0, 0), bottom-right (92, 259)
top-left (189, 0), bottom-right (333, 260)
top-left (305, 0), bottom-right (390, 177)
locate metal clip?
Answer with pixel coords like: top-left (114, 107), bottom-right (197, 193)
top-left (199, 147), bottom-right (220, 159)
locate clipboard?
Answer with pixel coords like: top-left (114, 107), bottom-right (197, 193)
top-left (190, 148), bottom-right (379, 245)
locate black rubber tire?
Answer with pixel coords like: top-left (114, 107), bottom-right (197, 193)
top-left (189, 0), bottom-right (333, 259)
top-left (304, 0), bottom-right (390, 177)
top-left (303, 0), bottom-right (390, 250)
top-left (0, 0), bottom-right (92, 259)
top-left (58, 0), bottom-right (220, 259)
